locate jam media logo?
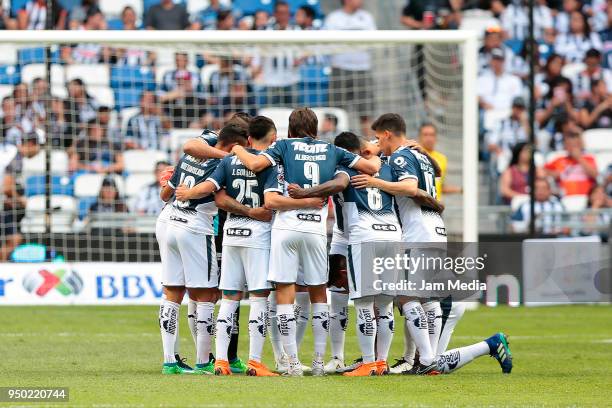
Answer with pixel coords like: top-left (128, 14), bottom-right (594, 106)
top-left (22, 268), bottom-right (84, 297)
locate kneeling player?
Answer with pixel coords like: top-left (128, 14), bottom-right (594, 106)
top-left (176, 116), bottom-right (280, 376)
top-left (156, 124), bottom-right (248, 374)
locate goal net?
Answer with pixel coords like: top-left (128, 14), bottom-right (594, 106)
top-left (0, 30), bottom-right (477, 264)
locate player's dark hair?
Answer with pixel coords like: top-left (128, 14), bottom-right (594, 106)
top-left (371, 113), bottom-right (406, 136)
top-left (275, 0), bottom-right (289, 11)
top-left (249, 116), bottom-right (276, 140)
top-left (226, 112), bottom-right (252, 132)
top-left (288, 107), bottom-right (318, 138)
top-left (155, 160), bottom-right (171, 168)
top-left (419, 122), bottom-right (436, 132)
top-left (298, 5), bottom-right (316, 20)
top-left (334, 131), bottom-right (361, 153)
top-left (218, 123), bottom-right (248, 146)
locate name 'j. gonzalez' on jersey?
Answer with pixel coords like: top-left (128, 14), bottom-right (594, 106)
top-left (206, 149), bottom-right (280, 248)
top-left (389, 146), bottom-right (447, 243)
top-left (261, 137), bottom-right (360, 236)
top-left (160, 154), bottom-right (220, 234)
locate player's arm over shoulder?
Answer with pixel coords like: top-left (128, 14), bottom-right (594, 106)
top-left (183, 131), bottom-right (227, 160)
top-left (287, 170), bottom-right (350, 199)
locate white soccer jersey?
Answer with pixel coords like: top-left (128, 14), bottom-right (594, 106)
top-left (388, 146), bottom-right (447, 243)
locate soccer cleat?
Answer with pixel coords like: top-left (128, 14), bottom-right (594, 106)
top-left (175, 354), bottom-right (193, 371)
top-left (161, 362), bottom-right (193, 375)
top-left (213, 360), bottom-right (232, 376)
top-left (246, 360), bottom-right (280, 377)
top-left (194, 361), bottom-right (215, 375)
top-left (389, 358), bottom-right (412, 374)
top-left (275, 354), bottom-right (289, 374)
top-left (282, 360), bottom-right (304, 377)
top-left (324, 357), bottom-right (346, 374)
top-left (417, 363), bottom-right (441, 376)
top-left (311, 359), bottom-right (325, 376)
top-left (376, 360), bottom-right (389, 375)
top-left (343, 361), bottom-right (378, 377)
top-left (229, 357), bottom-right (248, 374)
top-left (485, 332), bottom-right (513, 374)
top-left (338, 357), bottom-right (363, 373)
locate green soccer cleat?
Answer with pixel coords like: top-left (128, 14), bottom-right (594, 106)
top-left (161, 362), bottom-right (193, 375)
top-left (229, 357), bottom-right (248, 374)
top-left (194, 362), bottom-right (215, 375)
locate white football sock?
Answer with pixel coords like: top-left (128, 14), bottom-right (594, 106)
top-left (248, 296), bottom-right (268, 363)
top-left (159, 299), bottom-right (179, 364)
top-left (294, 292), bottom-right (310, 348)
top-left (277, 303), bottom-right (299, 363)
top-left (329, 292), bottom-right (349, 361)
top-left (311, 303), bottom-right (329, 359)
top-left (375, 295), bottom-right (394, 362)
top-left (402, 301), bottom-right (434, 366)
top-left (436, 341), bottom-right (489, 373)
top-left (354, 297), bottom-right (377, 363)
top-left (437, 301), bottom-right (466, 355)
top-left (423, 300), bottom-right (442, 358)
top-left (173, 303), bottom-right (181, 356)
top-left (267, 292), bottom-right (284, 361)
top-left (187, 299), bottom-right (197, 344)
top-left (403, 323), bottom-right (416, 365)
top-left (196, 302), bottom-right (215, 365)
top-left (215, 298), bottom-right (239, 362)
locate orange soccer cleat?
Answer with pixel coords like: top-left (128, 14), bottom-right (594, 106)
top-left (376, 360), bottom-right (389, 375)
top-left (246, 360), bottom-right (280, 377)
top-left (214, 359), bottom-right (232, 376)
top-left (342, 361), bottom-right (378, 377)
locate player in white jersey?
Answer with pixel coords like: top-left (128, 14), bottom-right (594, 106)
top-left (156, 123), bottom-right (249, 375)
top-left (352, 113), bottom-right (513, 375)
top-left (231, 108), bottom-right (381, 376)
top-left (175, 116), bottom-right (281, 377)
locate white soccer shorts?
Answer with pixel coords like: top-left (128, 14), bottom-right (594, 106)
top-left (219, 246), bottom-right (272, 292)
top-left (329, 229), bottom-right (349, 258)
top-left (268, 229), bottom-right (328, 286)
top-left (158, 222), bottom-right (219, 288)
top-left (347, 241), bottom-right (399, 300)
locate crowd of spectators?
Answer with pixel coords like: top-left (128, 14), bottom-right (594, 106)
top-left (0, 0), bottom-right (611, 258)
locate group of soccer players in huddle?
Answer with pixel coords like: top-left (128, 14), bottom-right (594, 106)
top-left (156, 108), bottom-right (513, 376)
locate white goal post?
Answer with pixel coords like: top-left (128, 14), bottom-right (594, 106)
top-left (0, 29), bottom-right (479, 243)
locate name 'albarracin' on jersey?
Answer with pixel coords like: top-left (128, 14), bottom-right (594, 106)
top-left (388, 146), bottom-right (446, 243)
top-left (336, 163), bottom-right (401, 245)
top-left (159, 154), bottom-right (220, 234)
top-left (261, 137), bottom-right (360, 236)
top-left (206, 149), bottom-right (281, 249)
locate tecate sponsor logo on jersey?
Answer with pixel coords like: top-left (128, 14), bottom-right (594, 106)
top-left (226, 228), bottom-right (252, 237)
top-left (372, 224), bottom-right (398, 231)
top-left (297, 213), bottom-right (321, 222)
top-left (22, 268), bottom-right (84, 297)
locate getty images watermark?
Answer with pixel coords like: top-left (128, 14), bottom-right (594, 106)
top-left (355, 241), bottom-right (611, 303)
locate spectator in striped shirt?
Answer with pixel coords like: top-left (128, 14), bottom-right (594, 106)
top-left (125, 91), bottom-right (169, 150)
top-left (555, 10), bottom-right (603, 63)
top-left (572, 48), bottom-right (612, 102)
top-left (511, 177), bottom-right (565, 234)
top-left (132, 161), bottom-right (172, 216)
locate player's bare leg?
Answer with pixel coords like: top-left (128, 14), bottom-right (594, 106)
top-left (188, 287), bottom-right (218, 375)
top-left (160, 286), bottom-right (188, 374)
top-left (308, 284), bottom-right (328, 376)
top-left (214, 290), bottom-right (242, 375)
top-left (246, 290), bottom-right (278, 376)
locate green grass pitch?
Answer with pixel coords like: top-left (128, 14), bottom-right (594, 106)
top-left (1, 305), bottom-right (610, 407)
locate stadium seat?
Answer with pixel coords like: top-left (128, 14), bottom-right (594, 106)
top-left (169, 128), bottom-right (202, 158)
top-left (561, 62), bottom-right (585, 80)
top-left (22, 195), bottom-right (77, 233)
top-left (11, 0), bottom-right (29, 16)
top-left (99, 0), bottom-right (144, 19)
top-left (582, 129), bottom-right (612, 152)
top-left (233, 0), bottom-right (274, 16)
top-left (107, 18), bottom-right (125, 30)
top-left (74, 173), bottom-right (125, 198)
top-left (25, 175), bottom-right (74, 197)
top-left (0, 45), bottom-right (17, 65)
top-left (258, 108), bottom-right (293, 139)
top-left (595, 152), bottom-right (612, 173)
top-left (111, 66), bottom-right (156, 91)
top-left (58, 0), bottom-right (81, 11)
top-left (22, 150), bottom-right (69, 175)
top-left (51, 84), bottom-right (68, 99)
top-left (89, 85), bottom-right (115, 108)
top-left (114, 87), bottom-right (143, 110)
top-left (187, 0), bottom-right (210, 16)
top-left (0, 65), bottom-right (20, 85)
top-left (0, 84), bottom-right (13, 100)
top-left (298, 64), bottom-right (330, 106)
top-left (483, 109), bottom-right (511, 132)
top-left (123, 150), bottom-right (169, 174)
top-left (20, 63), bottom-right (65, 87)
top-left (459, 14), bottom-right (500, 39)
top-left (312, 107), bottom-right (349, 132)
top-left (504, 39), bottom-right (524, 55)
top-left (65, 64), bottom-right (110, 88)
top-left (510, 194), bottom-right (530, 212)
top-left (120, 106), bottom-right (141, 136)
top-left (125, 173), bottom-right (156, 197)
top-left (561, 195), bottom-right (588, 212)
top-left (17, 46), bottom-right (61, 65)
